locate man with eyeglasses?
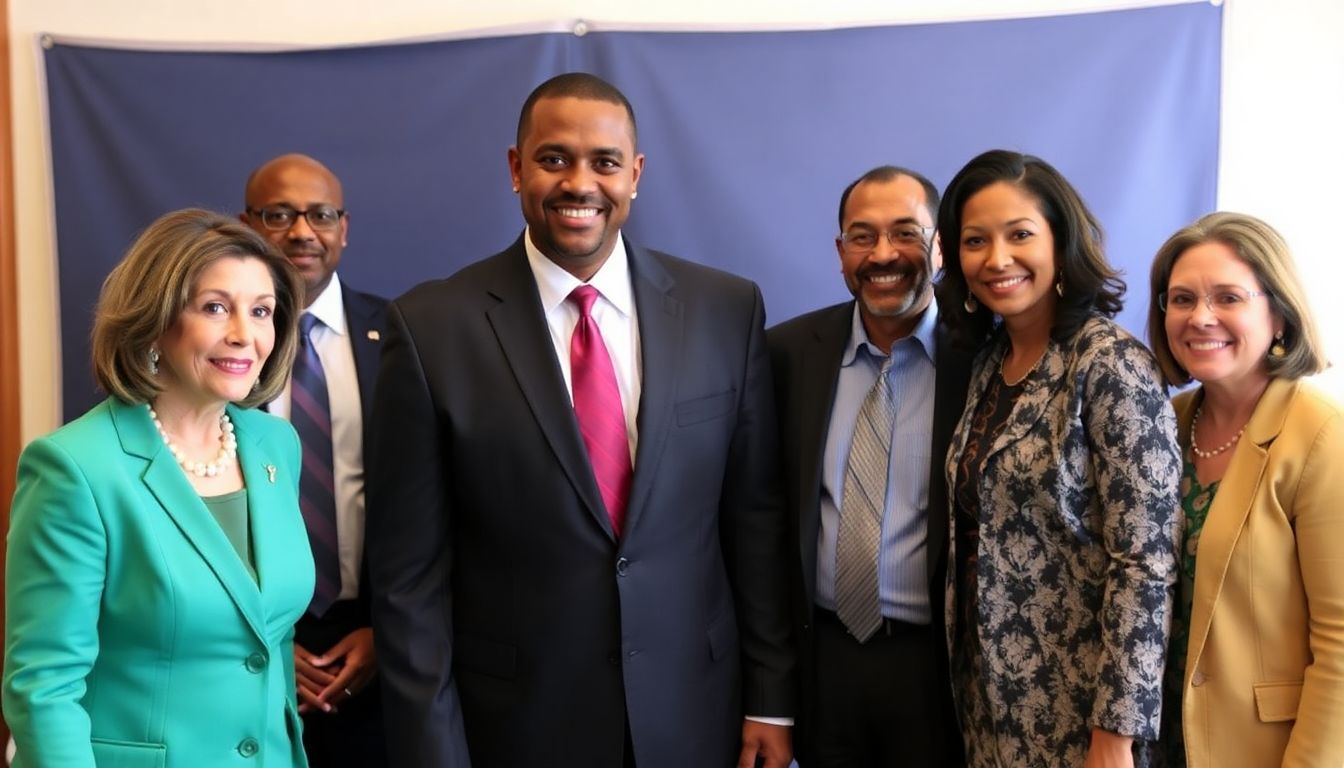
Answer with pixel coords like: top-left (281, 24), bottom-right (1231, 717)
top-left (241, 153), bottom-right (388, 768)
top-left (768, 166), bottom-right (970, 767)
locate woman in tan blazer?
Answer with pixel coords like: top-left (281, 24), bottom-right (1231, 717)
top-left (1148, 212), bottom-right (1343, 767)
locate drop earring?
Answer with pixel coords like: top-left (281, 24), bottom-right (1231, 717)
top-left (631, 190), bottom-right (638, 200)
top-left (963, 294), bottom-right (979, 313)
top-left (1269, 331), bottom-right (1286, 358)
top-left (1055, 278), bottom-right (1065, 298)
top-left (149, 347), bottom-right (160, 376)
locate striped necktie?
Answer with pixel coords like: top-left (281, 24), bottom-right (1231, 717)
top-left (568, 285), bottom-right (633, 537)
top-left (835, 353), bottom-right (895, 642)
top-left (291, 312), bottom-right (341, 616)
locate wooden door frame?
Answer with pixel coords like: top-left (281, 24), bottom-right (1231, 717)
top-left (1, 0), bottom-right (21, 744)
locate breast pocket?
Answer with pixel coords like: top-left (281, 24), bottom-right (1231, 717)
top-left (675, 390), bottom-right (736, 427)
top-left (90, 738), bottom-right (167, 768)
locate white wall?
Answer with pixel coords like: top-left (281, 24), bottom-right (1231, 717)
top-left (9, 0), bottom-right (1342, 439)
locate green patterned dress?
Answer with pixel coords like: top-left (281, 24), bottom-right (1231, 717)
top-left (1161, 457), bottom-right (1219, 767)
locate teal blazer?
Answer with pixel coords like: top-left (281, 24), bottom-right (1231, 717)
top-left (3, 398), bottom-right (315, 768)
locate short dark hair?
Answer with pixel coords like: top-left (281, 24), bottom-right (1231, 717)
top-left (92, 208), bottom-right (302, 408)
top-left (935, 149), bottom-right (1125, 349)
top-left (1147, 211), bottom-right (1326, 385)
top-left (837, 165), bottom-right (940, 231)
top-left (516, 72), bottom-right (637, 150)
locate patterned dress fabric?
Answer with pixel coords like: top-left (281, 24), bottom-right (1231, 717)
top-left (945, 315), bottom-right (1183, 768)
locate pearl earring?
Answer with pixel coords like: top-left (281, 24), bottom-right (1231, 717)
top-left (149, 348), bottom-right (160, 376)
top-left (631, 191), bottom-right (638, 200)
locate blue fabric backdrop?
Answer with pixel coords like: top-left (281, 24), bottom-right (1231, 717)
top-left (45, 3), bottom-right (1221, 420)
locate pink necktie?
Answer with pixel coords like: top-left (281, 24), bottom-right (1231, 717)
top-left (568, 285), bottom-right (633, 536)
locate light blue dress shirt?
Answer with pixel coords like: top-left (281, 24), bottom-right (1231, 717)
top-left (816, 303), bottom-right (937, 624)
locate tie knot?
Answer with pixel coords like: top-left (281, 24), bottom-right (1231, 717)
top-left (878, 353), bottom-right (894, 377)
top-left (569, 285), bottom-right (600, 318)
top-left (300, 312), bottom-right (321, 337)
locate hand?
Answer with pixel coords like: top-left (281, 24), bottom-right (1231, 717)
top-left (297, 628), bottom-right (379, 715)
top-left (1083, 728), bottom-right (1134, 768)
top-left (295, 641), bottom-right (339, 715)
top-left (737, 720), bottom-right (791, 768)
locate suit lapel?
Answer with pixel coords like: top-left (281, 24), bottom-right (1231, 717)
top-left (624, 245), bottom-right (681, 539)
top-left (927, 322), bottom-right (971, 588)
top-left (980, 336), bottom-right (1069, 468)
top-left (795, 305), bottom-right (850, 601)
top-left (1185, 379), bottom-right (1296, 669)
top-left (485, 240), bottom-right (613, 538)
top-left (343, 289), bottom-right (385, 413)
top-left (237, 409), bottom-right (296, 619)
top-left (113, 400), bottom-right (267, 644)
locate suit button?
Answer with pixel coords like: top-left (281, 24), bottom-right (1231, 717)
top-left (245, 652), bottom-right (267, 673)
top-left (237, 737), bottom-right (259, 757)
top-left (1191, 669), bottom-right (1207, 687)
top-left (616, 557), bottom-right (630, 576)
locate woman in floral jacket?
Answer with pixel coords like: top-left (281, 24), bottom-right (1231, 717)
top-left (934, 150), bottom-right (1183, 768)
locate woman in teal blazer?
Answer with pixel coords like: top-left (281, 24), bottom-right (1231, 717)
top-left (4, 209), bottom-right (313, 767)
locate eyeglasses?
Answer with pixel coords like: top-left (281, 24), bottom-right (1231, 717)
top-left (1158, 287), bottom-right (1270, 314)
top-left (837, 223), bottom-right (933, 255)
top-left (246, 205), bottom-right (345, 232)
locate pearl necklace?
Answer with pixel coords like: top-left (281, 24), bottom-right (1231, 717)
top-left (1189, 405), bottom-right (1245, 459)
top-left (148, 404), bottom-right (237, 477)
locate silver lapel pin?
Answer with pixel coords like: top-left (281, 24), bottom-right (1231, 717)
top-left (265, 464), bottom-right (277, 484)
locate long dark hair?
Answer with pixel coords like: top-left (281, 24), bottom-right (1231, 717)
top-left (935, 150), bottom-right (1125, 350)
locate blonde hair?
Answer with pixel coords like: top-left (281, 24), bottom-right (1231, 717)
top-left (91, 208), bottom-right (302, 407)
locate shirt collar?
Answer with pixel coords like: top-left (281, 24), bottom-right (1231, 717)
top-left (523, 227), bottom-right (634, 318)
top-left (841, 299), bottom-right (938, 367)
top-left (305, 272), bottom-right (347, 335)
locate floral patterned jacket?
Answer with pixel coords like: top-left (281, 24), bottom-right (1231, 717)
top-left (945, 314), bottom-right (1183, 767)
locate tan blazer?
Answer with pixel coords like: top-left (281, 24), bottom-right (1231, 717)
top-left (1173, 378), bottom-right (1344, 767)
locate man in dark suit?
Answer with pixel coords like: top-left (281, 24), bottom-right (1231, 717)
top-left (241, 153), bottom-right (388, 768)
top-left (768, 166), bottom-right (969, 767)
top-left (365, 73), bottom-right (795, 768)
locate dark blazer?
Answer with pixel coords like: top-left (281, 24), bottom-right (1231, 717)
top-left (767, 300), bottom-right (969, 766)
top-left (293, 285), bottom-right (388, 754)
top-left (366, 236), bottom-right (795, 768)
top-left (3, 399), bottom-right (313, 768)
top-left (291, 285), bottom-right (386, 641)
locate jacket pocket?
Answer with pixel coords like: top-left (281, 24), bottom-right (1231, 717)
top-left (90, 738), bottom-right (167, 768)
top-left (675, 390), bottom-right (736, 427)
top-left (456, 632), bottom-right (517, 680)
top-left (1253, 681), bottom-right (1302, 722)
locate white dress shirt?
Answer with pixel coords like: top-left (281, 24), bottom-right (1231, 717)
top-left (268, 273), bottom-right (365, 601)
top-left (523, 229), bottom-right (642, 461)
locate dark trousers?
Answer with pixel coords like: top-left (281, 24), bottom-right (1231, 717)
top-left (295, 599), bottom-right (388, 768)
top-left (808, 608), bottom-right (943, 768)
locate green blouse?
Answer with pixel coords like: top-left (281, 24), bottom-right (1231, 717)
top-left (1162, 457), bottom-right (1219, 767)
top-left (201, 489), bottom-right (256, 583)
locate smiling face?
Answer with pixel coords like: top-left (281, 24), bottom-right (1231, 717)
top-left (155, 256), bottom-right (277, 410)
top-left (837, 175), bottom-right (937, 346)
top-left (958, 181), bottom-right (1058, 336)
top-left (1164, 240), bottom-right (1282, 392)
top-left (243, 155), bottom-right (347, 306)
top-left (508, 96), bottom-right (644, 280)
